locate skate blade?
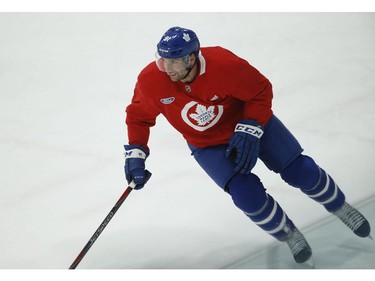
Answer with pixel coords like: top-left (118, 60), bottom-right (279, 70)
top-left (298, 257), bottom-right (315, 269)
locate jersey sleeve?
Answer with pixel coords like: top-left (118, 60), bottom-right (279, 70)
top-left (125, 81), bottom-right (160, 151)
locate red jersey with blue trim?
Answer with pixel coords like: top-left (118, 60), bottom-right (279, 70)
top-left (126, 46), bottom-right (273, 150)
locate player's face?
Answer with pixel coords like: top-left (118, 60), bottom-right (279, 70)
top-left (160, 58), bottom-right (189, 82)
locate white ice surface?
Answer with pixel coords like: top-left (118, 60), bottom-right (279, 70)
top-left (0, 13), bottom-right (374, 274)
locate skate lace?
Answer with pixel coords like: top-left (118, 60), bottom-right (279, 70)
top-left (335, 203), bottom-right (365, 231)
top-left (286, 230), bottom-right (308, 255)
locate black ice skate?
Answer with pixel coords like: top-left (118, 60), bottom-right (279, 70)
top-left (333, 202), bottom-right (372, 238)
top-left (285, 228), bottom-right (313, 263)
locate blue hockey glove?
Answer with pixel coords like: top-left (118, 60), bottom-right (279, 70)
top-left (226, 120), bottom-right (264, 174)
top-left (124, 144), bottom-right (152, 190)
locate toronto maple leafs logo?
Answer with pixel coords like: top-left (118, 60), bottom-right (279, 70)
top-left (189, 104), bottom-right (216, 126)
top-left (181, 101), bottom-right (224, 131)
top-left (182, 33), bottom-right (191, 42)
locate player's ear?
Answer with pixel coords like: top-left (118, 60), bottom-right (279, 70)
top-left (189, 53), bottom-right (196, 67)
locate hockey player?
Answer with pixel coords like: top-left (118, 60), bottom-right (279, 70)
top-left (124, 26), bottom-right (371, 264)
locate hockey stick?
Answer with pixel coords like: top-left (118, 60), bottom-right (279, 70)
top-left (69, 181), bottom-right (136, 269)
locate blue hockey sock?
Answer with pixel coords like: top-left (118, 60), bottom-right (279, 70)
top-left (280, 155), bottom-right (345, 211)
top-left (227, 173), bottom-right (296, 240)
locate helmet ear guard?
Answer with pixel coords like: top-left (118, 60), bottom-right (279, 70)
top-left (183, 55), bottom-right (191, 69)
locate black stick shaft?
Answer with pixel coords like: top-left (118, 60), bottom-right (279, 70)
top-left (69, 184), bottom-right (134, 269)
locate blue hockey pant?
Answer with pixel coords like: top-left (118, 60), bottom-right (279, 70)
top-left (188, 115), bottom-right (345, 240)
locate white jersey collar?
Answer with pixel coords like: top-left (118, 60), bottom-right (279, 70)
top-left (198, 52), bottom-right (206, 75)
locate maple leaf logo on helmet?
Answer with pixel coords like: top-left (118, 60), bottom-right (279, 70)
top-left (182, 33), bottom-right (191, 42)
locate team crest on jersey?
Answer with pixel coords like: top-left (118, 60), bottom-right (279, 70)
top-left (160, 97), bottom-right (175, 104)
top-left (181, 101), bottom-right (224, 131)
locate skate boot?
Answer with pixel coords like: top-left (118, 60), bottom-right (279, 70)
top-left (284, 227), bottom-right (313, 263)
top-left (333, 202), bottom-right (371, 238)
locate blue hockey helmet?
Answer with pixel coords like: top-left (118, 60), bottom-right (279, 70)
top-left (157, 26), bottom-right (200, 59)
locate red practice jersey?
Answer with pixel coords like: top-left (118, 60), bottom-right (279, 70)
top-left (126, 46), bottom-right (273, 151)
